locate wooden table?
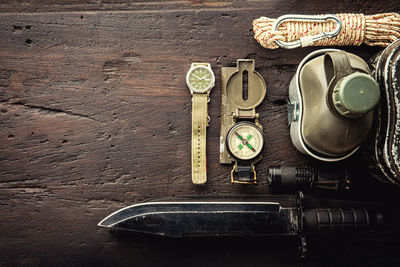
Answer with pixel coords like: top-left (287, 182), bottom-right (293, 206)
top-left (1, 1), bottom-right (400, 266)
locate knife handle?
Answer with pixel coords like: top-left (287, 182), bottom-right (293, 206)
top-left (303, 208), bottom-right (384, 233)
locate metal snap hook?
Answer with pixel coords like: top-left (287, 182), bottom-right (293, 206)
top-left (272, 14), bottom-right (342, 49)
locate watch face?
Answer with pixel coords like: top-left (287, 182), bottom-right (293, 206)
top-left (226, 122), bottom-right (264, 160)
top-left (186, 65), bottom-right (215, 93)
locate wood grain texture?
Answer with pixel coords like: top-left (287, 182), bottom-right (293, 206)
top-left (1, 0), bottom-right (400, 266)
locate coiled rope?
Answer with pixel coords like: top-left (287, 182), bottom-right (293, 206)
top-left (253, 13), bottom-right (400, 49)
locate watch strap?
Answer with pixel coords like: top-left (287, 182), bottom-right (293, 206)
top-left (193, 62), bottom-right (209, 67)
top-left (191, 93), bottom-right (208, 184)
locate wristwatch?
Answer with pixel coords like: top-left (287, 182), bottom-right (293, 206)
top-left (220, 59), bottom-right (266, 184)
top-left (186, 62), bottom-right (215, 184)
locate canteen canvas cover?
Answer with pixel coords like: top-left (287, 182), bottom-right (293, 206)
top-left (367, 40), bottom-right (400, 186)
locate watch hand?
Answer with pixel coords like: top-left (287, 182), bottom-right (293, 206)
top-left (199, 74), bottom-right (211, 80)
top-left (192, 74), bottom-right (202, 80)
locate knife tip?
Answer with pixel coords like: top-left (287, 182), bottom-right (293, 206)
top-left (98, 217), bottom-right (111, 227)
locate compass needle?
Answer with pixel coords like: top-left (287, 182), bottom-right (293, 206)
top-left (235, 132), bottom-right (243, 140)
top-left (247, 143), bottom-right (256, 152)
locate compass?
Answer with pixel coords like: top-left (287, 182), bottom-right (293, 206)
top-left (186, 65), bottom-right (215, 94)
top-left (226, 122), bottom-right (264, 161)
top-left (220, 59), bottom-right (266, 184)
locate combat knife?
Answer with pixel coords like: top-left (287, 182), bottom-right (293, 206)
top-left (98, 192), bottom-right (397, 257)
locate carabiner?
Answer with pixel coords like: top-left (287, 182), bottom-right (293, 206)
top-left (272, 14), bottom-right (342, 49)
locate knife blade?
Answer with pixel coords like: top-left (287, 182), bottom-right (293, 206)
top-left (98, 200), bottom-right (299, 237)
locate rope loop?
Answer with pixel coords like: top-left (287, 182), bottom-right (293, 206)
top-left (253, 13), bottom-right (400, 49)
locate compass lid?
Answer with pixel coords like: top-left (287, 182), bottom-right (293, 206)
top-left (225, 59), bottom-right (266, 109)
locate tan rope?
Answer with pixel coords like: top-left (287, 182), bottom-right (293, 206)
top-left (253, 13), bottom-right (400, 49)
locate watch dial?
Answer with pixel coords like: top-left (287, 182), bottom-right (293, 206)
top-left (187, 66), bottom-right (214, 92)
top-left (227, 122), bottom-right (264, 160)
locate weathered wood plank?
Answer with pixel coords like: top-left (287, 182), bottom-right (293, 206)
top-left (0, 0), bottom-right (399, 13)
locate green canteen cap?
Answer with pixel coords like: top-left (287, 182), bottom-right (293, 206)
top-left (332, 72), bottom-right (380, 118)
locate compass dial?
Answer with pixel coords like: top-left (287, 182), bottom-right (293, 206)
top-left (226, 122), bottom-right (264, 160)
top-left (186, 66), bottom-right (215, 93)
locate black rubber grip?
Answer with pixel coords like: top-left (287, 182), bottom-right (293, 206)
top-left (304, 208), bottom-right (371, 233)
